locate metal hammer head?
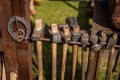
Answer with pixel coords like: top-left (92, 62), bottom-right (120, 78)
top-left (50, 23), bottom-right (61, 43)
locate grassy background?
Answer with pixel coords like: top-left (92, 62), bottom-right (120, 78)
top-left (30, 1), bottom-right (92, 29)
top-left (31, 1), bottom-right (120, 80)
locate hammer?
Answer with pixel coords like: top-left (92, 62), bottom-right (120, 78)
top-left (50, 23), bottom-right (61, 80)
top-left (105, 33), bottom-right (118, 80)
top-left (86, 31), bottom-right (101, 80)
top-left (81, 32), bottom-right (89, 80)
top-left (35, 19), bottom-right (44, 80)
top-left (66, 17), bottom-right (81, 80)
top-left (60, 25), bottom-right (71, 80)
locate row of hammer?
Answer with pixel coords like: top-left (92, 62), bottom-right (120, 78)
top-left (31, 17), bottom-right (119, 80)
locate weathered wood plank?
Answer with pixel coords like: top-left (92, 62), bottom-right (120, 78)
top-left (0, 0), bottom-right (32, 80)
top-left (11, 0), bottom-right (33, 80)
top-left (0, 0), bottom-right (18, 80)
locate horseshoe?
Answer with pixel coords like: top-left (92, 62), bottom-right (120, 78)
top-left (7, 16), bottom-right (30, 41)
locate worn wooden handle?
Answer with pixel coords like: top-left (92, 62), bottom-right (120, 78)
top-left (52, 43), bottom-right (57, 80)
top-left (72, 44), bottom-right (78, 80)
top-left (72, 25), bottom-right (80, 80)
top-left (61, 43), bottom-right (68, 80)
top-left (86, 50), bottom-right (97, 80)
top-left (81, 47), bottom-right (87, 80)
top-left (105, 47), bottom-right (115, 80)
top-left (94, 49), bottom-right (103, 80)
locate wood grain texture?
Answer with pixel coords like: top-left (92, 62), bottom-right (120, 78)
top-left (37, 41), bottom-right (43, 80)
top-left (0, 0), bottom-right (32, 80)
top-left (0, 0), bottom-right (18, 79)
top-left (72, 45), bottom-right (78, 80)
top-left (61, 44), bottom-right (68, 80)
top-left (94, 50), bottom-right (103, 80)
top-left (12, 0), bottom-right (32, 80)
top-left (86, 50), bottom-right (97, 80)
top-left (81, 47), bottom-right (87, 80)
top-left (52, 43), bottom-right (57, 80)
top-left (105, 48), bottom-right (115, 80)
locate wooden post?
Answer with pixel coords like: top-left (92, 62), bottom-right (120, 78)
top-left (0, 0), bottom-right (32, 80)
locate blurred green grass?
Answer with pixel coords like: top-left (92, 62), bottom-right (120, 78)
top-left (30, 1), bottom-right (92, 29)
top-left (31, 1), bottom-right (120, 80)
top-left (31, 1), bottom-right (79, 25)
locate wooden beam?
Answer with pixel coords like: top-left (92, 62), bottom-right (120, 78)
top-left (0, 0), bottom-right (18, 79)
top-left (0, 0), bottom-right (32, 80)
top-left (11, 0), bottom-right (33, 80)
